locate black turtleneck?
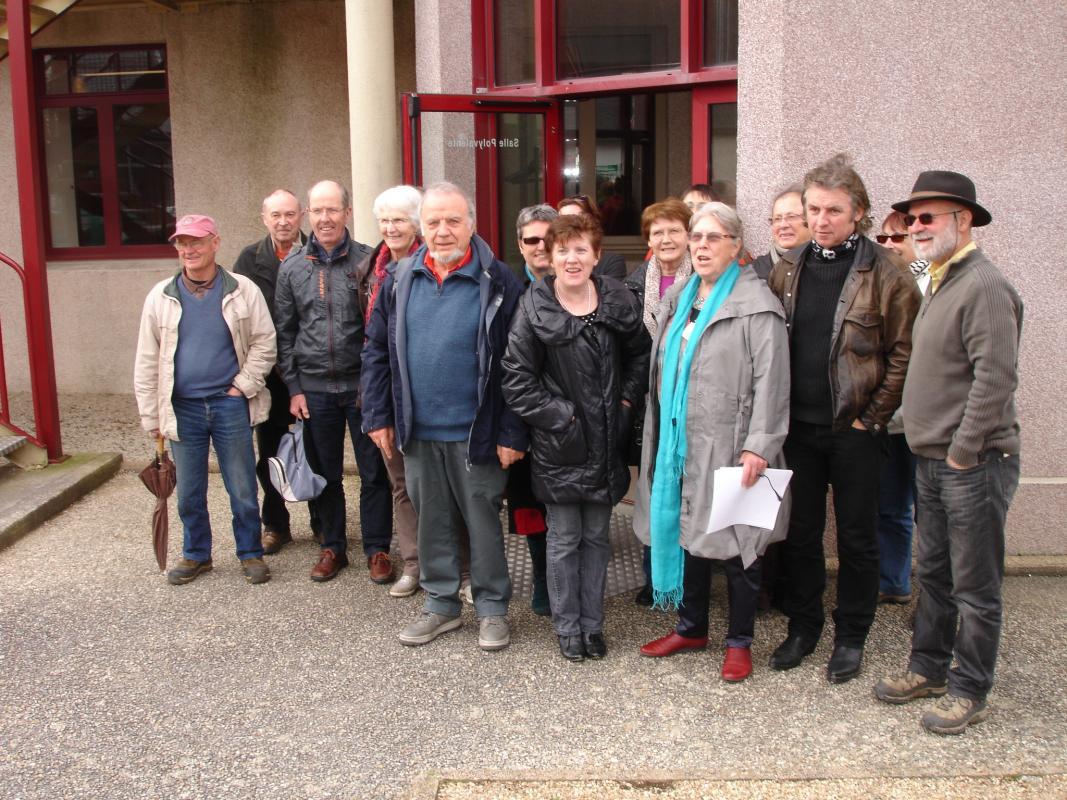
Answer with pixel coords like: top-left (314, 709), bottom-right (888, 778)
top-left (790, 243), bottom-right (856, 424)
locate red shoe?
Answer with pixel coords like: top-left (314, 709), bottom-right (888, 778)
top-left (721, 646), bottom-right (752, 682)
top-left (640, 631), bottom-right (709, 658)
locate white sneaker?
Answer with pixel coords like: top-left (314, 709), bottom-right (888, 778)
top-left (478, 616), bottom-right (510, 651)
top-left (389, 574), bottom-right (420, 598)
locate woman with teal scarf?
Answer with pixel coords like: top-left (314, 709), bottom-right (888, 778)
top-left (632, 202), bottom-right (791, 682)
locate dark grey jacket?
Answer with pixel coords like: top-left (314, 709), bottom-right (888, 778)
top-left (274, 231), bottom-right (373, 396)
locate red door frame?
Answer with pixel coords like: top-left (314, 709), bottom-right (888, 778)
top-left (401, 93), bottom-right (563, 254)
top-left (690, 83), bottom-right (738, 184)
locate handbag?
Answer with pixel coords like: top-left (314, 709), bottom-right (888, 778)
top-left (267, 420), bottom-right (326, 502)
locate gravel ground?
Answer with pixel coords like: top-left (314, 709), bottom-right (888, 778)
top-left (1, 394), bottom-right (1065, 799)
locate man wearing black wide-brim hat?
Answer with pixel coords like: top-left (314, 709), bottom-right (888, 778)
top-left (873, 171), bottom-right (1023, 736)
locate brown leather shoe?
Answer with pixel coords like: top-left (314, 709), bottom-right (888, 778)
top-left (262, 530), bottom-right (293, 555)
top-left (368, 551), bottom-right (394, 584)
top-left (310, 549), bottom-right (348, 582)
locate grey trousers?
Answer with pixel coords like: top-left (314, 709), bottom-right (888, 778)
top-left (545, 502), bottom-right (612, 636)
top-left (909, 452), bottom-right (1020, 701)
top-left (404, 439), bottom-right (511, 618)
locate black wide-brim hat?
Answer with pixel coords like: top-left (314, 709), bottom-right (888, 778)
top-left (891, 170), bottom-right (992, 227)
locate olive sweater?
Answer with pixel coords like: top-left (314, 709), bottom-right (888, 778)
top-left (901, 248), bottom-right (1023, 467)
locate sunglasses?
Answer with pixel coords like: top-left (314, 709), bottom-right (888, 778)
top-left (521, 236), bottom-right (545, 246)
top-left (903, 210), bottom-right (960, 227)
top-left (875, 233), bottom-right (909, 244)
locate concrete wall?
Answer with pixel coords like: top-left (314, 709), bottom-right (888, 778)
top-left (736, 0), bottom-right (1067, 553)
top-left (0, 0), bottom-right (350, 395)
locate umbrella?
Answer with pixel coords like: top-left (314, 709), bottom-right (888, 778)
top-left (138, 435), bottom-right (176, 572)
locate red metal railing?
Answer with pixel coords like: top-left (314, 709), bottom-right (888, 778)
top-left (0, 250), bottom-right (49, 451)
top-left (2, 0), bottom-right (64, 462)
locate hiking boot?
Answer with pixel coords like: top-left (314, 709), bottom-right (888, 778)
top-left (241, 557), bottom-right (271, 585)
top-left (874, 670), bottom-right (948, 705)
top-left (921, 694), bottom-right (989, 735)
top-left (167, 558), bottom-right (213, 586)
top-left (878, 591), bottom-right (912, 605)
top-left (478, 616), bottom-right (510, 651)
top-left (262, 530), bottom-right (293, 555)
top-left (398, 610), bottom-right (462, 646)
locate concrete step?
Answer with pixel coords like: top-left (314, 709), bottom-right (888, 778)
top-left (0, 452), bottom-right (122, 551)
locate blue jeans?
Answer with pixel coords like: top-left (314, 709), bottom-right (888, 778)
top-left (909, 452), bottom-right (1019, 701)
top-left (170, 394), bottom-right (262, 562)
top-left (877, 433), bottom-right (916, 595)
top-left (303, 390), bottom-right (392, 558)
top-left (545, 502), bottom-right (612, 636)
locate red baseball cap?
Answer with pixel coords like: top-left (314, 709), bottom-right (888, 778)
top-left (169, 214), bottom-right (219, 241)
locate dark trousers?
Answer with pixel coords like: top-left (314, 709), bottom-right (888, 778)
top-left (676, 551), bottom-right (761, 648)
top-left (909, 452), bottom-right (1019, 701)
top-left (254, 371), bottom-right (295, 533)
top-left (781, 420), bottom-right (883, 646)
top-left (302, 390), bottom-right (392, 558)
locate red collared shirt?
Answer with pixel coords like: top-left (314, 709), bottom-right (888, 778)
top-left (424, 245), bottom-right (473, 285)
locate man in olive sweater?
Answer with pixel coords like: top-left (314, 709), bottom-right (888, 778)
top-left (874, 171), bottom-right (1023, 736)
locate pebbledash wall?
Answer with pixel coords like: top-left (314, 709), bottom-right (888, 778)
top-left (0, 0), bottom-right (1064, 553)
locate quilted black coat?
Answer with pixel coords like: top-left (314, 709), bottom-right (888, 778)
top-left (502, 275), bottom-right (649, 505)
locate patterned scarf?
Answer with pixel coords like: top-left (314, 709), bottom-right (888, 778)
top-left (810, 232), bottom-right (860, 261)
top-left (642, 252), bottom-right (693, 337)
top-left (649, 262), bottom-right (741, 609)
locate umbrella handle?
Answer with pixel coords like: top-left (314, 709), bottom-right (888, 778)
top-left (156, 434), bottom-right (166, 458)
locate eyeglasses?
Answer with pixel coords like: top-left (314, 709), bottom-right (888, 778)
top-left (378, 217), bottom-right (411, 228)
top-left (688, 232), bottom-right (736, 244)
top-left (904, 210), bottom-right (960, 227)
top-left (521, 236), bottom-right (545, 246)
top-left (768, 213), bottom-right (804, 226)
top-left (309, 206), bottom-right (346, 217)
top-left (875, 233), bottom-right (909, 244)
top-left (650, 228), bottom-right (686, 240)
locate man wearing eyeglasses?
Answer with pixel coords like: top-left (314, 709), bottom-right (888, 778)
top-left (766, 154), bottom-right (921, 685)
top-left (875, 171), bottom-right (1022, 736)
top-left (233, 189), bottom-right (310, 556)
top-left (274, 180), bottom-right (395, 585)
top-left (134, 214), bottom-right (277, 586)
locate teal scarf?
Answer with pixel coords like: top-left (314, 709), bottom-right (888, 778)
top-left (650, 261), bottom-right (741, 609)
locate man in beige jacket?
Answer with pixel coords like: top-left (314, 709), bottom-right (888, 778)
top-left (134, 214), bottom-right (277, 586)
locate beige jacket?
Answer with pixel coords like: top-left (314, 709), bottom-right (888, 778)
top-left (134, 268), bottom-right (276, 440)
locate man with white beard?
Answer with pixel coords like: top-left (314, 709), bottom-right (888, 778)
top-left (874, 171), bottom-right (1023, 736)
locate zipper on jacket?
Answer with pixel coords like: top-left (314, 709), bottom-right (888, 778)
top-left (323, 263), bottom-right (338, 382)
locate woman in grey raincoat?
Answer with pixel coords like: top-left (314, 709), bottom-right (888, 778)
top-left (633, 202), bottom-right (790, 682)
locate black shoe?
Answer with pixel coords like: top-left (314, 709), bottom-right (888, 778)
top-left (558, 635), bottom-right (585, 662)
top-left (827, 644), bottom-right (864, 684)
top-left (769, 633), bottom-right (818, 671)
top-left (582, 632), bottom-right (607, 660)
top-left (634, 585), bottom-right (653, 607)
top-left (531, 576), bottom-right (551, 616)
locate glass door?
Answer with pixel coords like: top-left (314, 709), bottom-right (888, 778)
top-left (401, 93), bottom-right (562, 267)
top-left (691, 83), bottom-right (738, 204)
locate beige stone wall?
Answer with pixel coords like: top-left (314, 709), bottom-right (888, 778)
top-left (0, 0), bottom-right (351, 395)
top-left (737, 0), bottom-right (1067, 552)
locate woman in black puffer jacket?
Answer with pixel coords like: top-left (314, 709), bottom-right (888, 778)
top-left (502, 215), bottom-right (649, 662)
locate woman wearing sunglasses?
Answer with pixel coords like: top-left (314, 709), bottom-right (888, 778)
top-left (634, 202), bottom-right (790, 682)
top-left (873, 211), bottom-right (930, 608)
top-left (502, 214), bottom-right (648, 662)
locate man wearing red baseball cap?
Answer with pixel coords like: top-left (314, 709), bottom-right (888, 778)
top-left (134, 213), bottom-right (278, 586)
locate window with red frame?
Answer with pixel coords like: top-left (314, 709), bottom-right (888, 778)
top-left (37, 45), bottom-right (175, 258)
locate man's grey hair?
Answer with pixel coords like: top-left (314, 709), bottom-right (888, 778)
top-left (307, 179), bottom-right (351, 210)
top-left (261, 188), bottom-right (302, 213)
top-left (421, 181), bottom-right (476, 224)
top-left (690, 201), bottom-right (744, 250)
top-left (515, 204), bottom-right (558, 239)
top-left (373, 185), bottom-right (422, 226)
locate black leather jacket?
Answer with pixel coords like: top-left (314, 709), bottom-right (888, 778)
top-left (501, 275), bottom-right (648, 505)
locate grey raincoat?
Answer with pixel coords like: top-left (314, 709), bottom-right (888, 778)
top-left (632, 268), bottom-right (791, 567)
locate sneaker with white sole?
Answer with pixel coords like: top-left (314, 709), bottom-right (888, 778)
top-left (921, 693), bottom-right (989, 735)
top-left (478, 616), bottom-right (510, 651)
top-left (459, 578), bottom-right (473, 605)
top-left (398, 610), bottom-right (461, 646)
top-left (874, 670), bottom-right (948, 704)
top-left (389, 574), bottom-right (420, 598)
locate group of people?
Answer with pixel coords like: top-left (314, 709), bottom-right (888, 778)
top-left (133, 153), bottom-right (1022, 737)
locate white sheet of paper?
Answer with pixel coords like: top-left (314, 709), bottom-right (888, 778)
top-left (706, 467), bottom-right (793, 533)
